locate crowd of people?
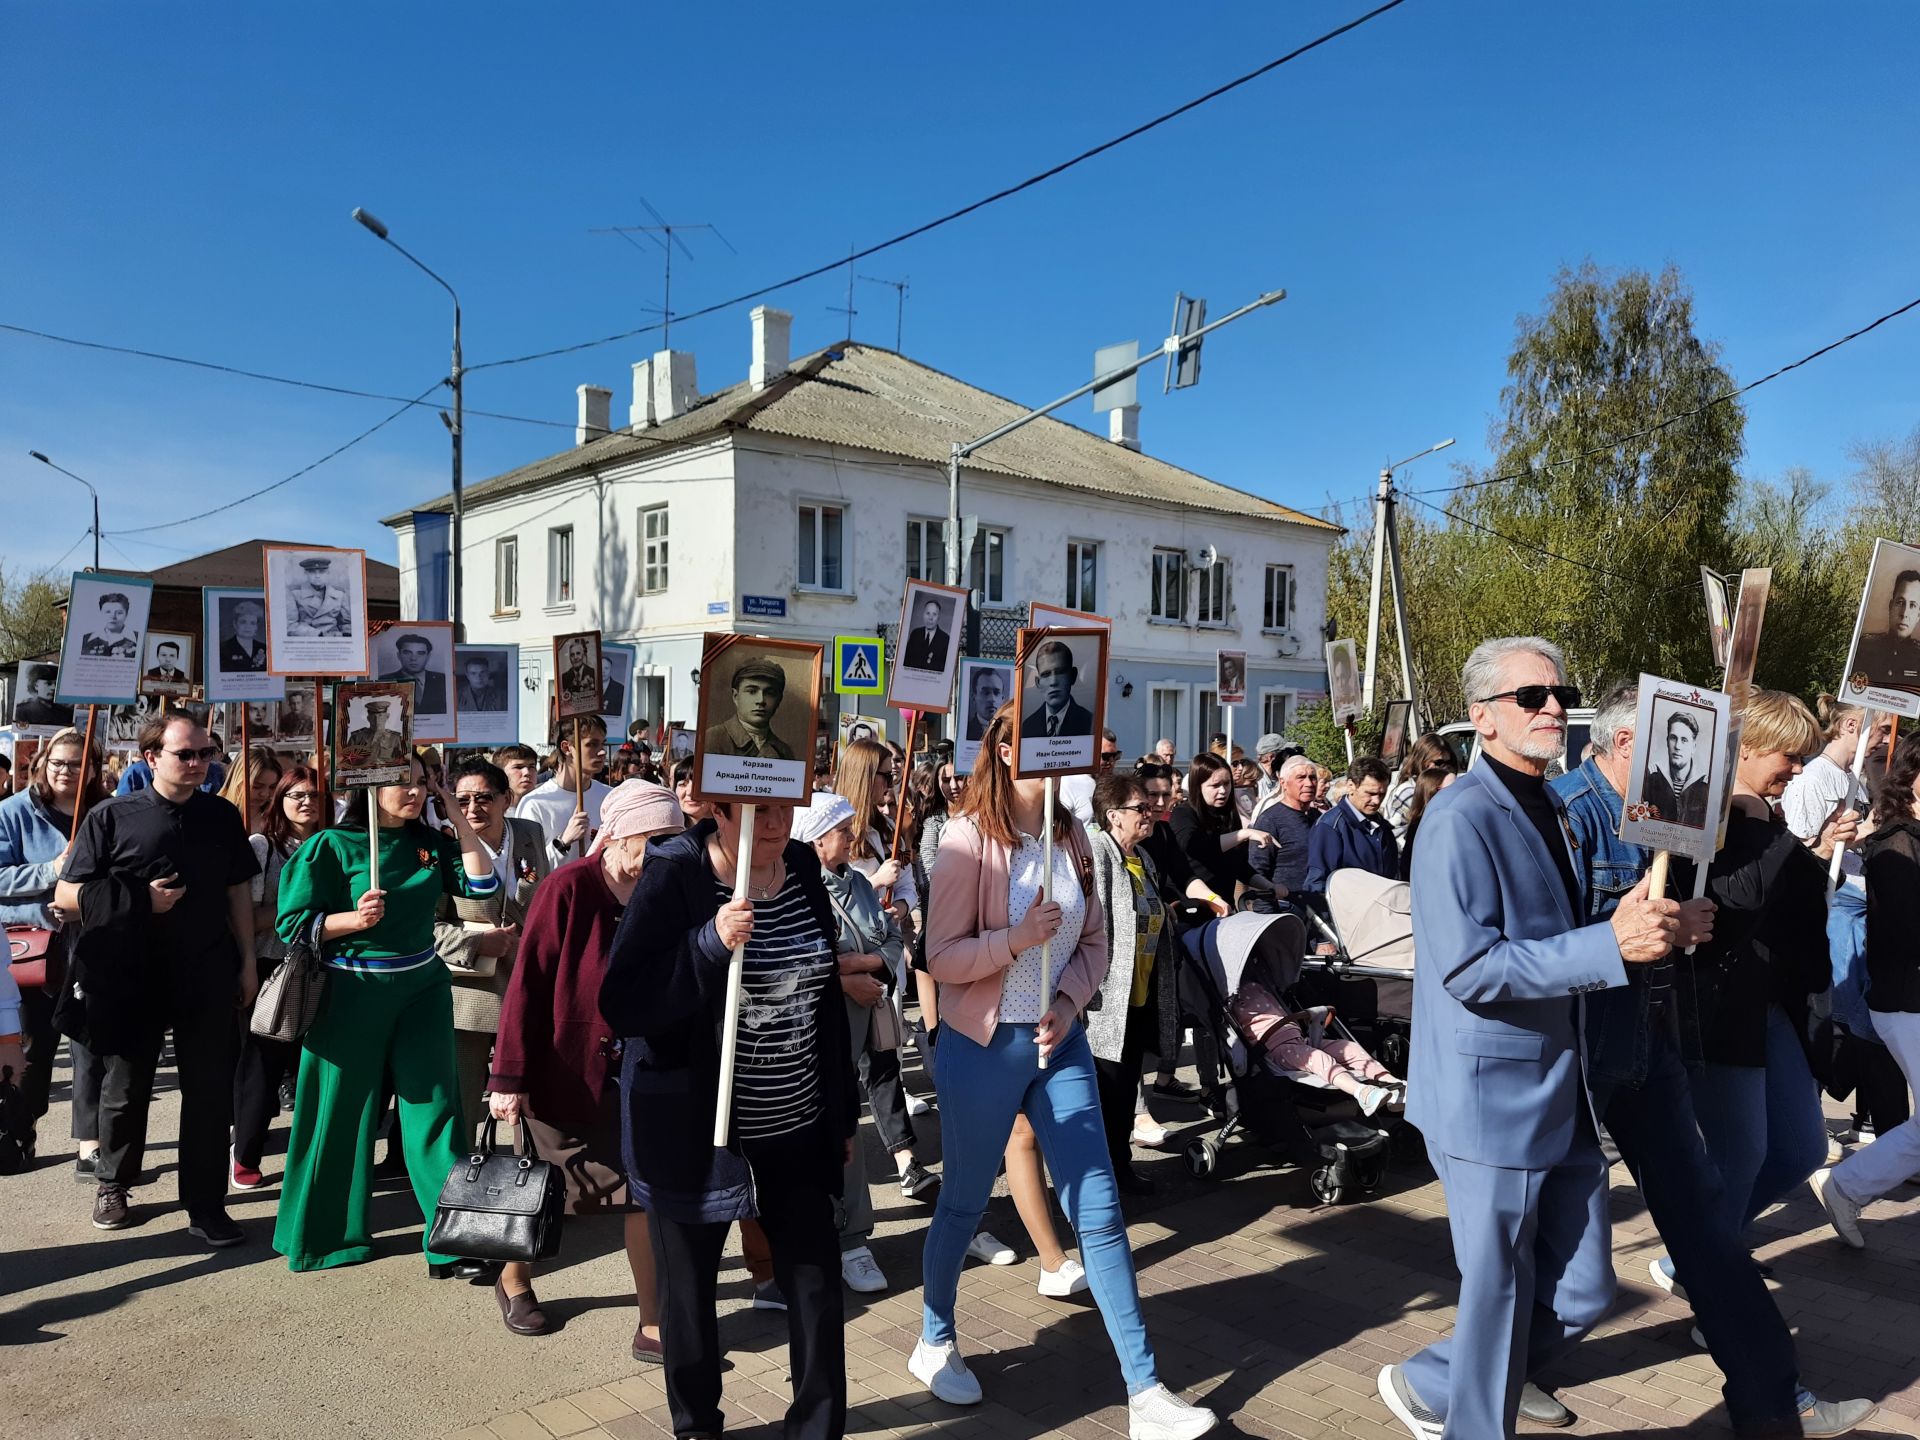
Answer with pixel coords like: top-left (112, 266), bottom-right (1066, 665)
top-left (2, 636), bottom-right (1917, 1440)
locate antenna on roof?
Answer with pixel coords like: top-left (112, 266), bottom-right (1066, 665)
top-left (858, 274), bottom-right (909, 351)
top-left (590, 195), bottom-right (736, 349)
top-left (826, 243), bottom-right (858, 342)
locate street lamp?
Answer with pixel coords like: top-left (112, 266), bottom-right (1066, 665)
top-left (352, 206), bottom-right (465, 636)
top-left (28, 450), bottom-right (100, 569)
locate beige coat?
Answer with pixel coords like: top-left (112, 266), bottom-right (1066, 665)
top-left (434, 816), bottom-right (551, 1033)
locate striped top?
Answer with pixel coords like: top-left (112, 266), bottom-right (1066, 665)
top-left (277, 824), bottom-right (499, 974)
top-left (713, 871), bottom-right (835, 1139)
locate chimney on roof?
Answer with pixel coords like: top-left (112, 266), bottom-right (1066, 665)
top-left (576, 384), bottom-right (612, 446)
top-left (630, 359), bottom-right (655, 431)
top-left (751, 306), bottom-right (792, 391)
top-left (650, 350), bottom-right (698, 421)
top-left (1108, 404), bottom-right (1140, 452)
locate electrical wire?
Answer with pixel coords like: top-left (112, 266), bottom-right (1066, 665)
top-left (41, 527), bottom-right (95, 575)
top-left (1400, 491), bottom-right (1650, 586)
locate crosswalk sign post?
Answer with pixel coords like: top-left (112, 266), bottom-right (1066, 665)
top-left (833, 636), bottom-right (885, 697)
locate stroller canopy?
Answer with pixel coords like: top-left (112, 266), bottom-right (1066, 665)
top-left (1324, 870), bottom-right (1414, 974)
top-left (1183, 910), bottom-right (1309, 999)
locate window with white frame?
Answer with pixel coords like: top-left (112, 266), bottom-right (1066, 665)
top-left (1261, 691), bottom-right (1291, 736)
top-left (1148, 686), bottom-right (1183, 753)
top-left (905, 517), bottom-right (1007, 605)
top-left (1195, 556), bottom-right (1230, 626)
top-left (1263, 564), bottom-right (1292, 631)
top-left (640, 504), bottom-right (669, 594)
top-left (495, 535), bottom-right (519, 613)
top-left (547, 525), bottom-right (573, 605)
top-left (798, 501), bottom-right (847, 591)
top-left (1150, 549), bottom-right (1186, 623)
top-left (1065, 540), bottom-right (1098, 613)
top-left (905, 518), bottom-right (942, 583)
top-left (1197, 688), bottom-right (1222, 753)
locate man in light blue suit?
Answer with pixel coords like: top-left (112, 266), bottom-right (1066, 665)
top-left (1377, 637), bottom-right (1680, 1440)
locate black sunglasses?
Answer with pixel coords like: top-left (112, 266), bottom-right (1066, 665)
top-left (1477, 685), bottom-right (1581, 712)
top-left (161, 746), bottom-right (223, 762)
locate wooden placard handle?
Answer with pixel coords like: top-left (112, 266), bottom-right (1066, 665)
top-left (70, 706), bottom-right (98, 844)
top-left (713, 804), bottom-right (756, 1148)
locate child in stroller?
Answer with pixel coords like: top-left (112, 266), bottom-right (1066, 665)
top-left (1228, 982), bottom-right (1405, 1118)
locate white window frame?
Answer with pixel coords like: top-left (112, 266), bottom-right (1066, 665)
top-left (547, 525), bottom-right (574, 608)
top-left (1259, 687), bottom-right (1293, 737)
top-left (905, 515), bottom-right (1008, 605)
top-left (905, 517), bottom-right (942, 584)
top-left (1196, 688), bottom-right (1222, 757)
top-left (639, 503), bottom-right (669, 595)
top-left (1147, 684), bottom-right (1186, 758)
top-left (797, 499), bottom-right (851, 594)
top-left (1262, 563), bottom-right (1293, 633)
top-left (1065, 539), bottom-right (1099, 613)
top-left (1195, 556), bottom-right (1231, 628)
top-left (1149, 548), bottom-right (1187, 625)
top-left (494, 535), bottom-right (519, 615)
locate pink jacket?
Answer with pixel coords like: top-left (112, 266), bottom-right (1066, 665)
top-left (924, 814), bottom-right (1110, 1048)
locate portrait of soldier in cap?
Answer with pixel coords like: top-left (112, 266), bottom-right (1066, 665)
top-left (286, 555), bottom-right (354, 638)
top-left (703, 655), bottom-right (796, 760)
top-left (345, 697), bottom-right (409, 766)
top-left (379, 631), bottom-right (448, 713)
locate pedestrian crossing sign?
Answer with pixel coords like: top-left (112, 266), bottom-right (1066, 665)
top-left (833, 636), bottom-right (885, 696)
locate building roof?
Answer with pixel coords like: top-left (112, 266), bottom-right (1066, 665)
top-left (124, 540), bottom-right (400, 600)
top-left (384, 345), bottom-right (1338, 533)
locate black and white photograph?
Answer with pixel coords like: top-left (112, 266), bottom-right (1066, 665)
top-left (839, 712), bottom-right (881, 755)
top-left (139, 631), bottom-right (195, 698)
top-left (12, 662), bottom-right (75, 730)
top-left (203, 586), bottom-right (286, 702)
top-left (1723, 567), bottom-right (1772, 702)
top-left (667, 725), bottom-right (694, 761)
top-left (1840, 537), bottom-right (1920, 719)
top-left (1217, 649), bottom-right (1247, 707)
top-left (1325, 638), bottom-right (1361, 725)
top-left (1380, 699), bottom-right (1413, 767)
top-left (277, 685), bottom-right (320, 744)
top-left (374, 620), bottom-right (455, 742)
top-left (1011, 626), bottom-right (1108, 779)
top-left (1700, 565), bottom-right (1733, 671)
top-left (102, 699), bottom-right (151, 746)
top-left (886, 578), bottom-right (968, 714)
top-left (553, 629), bottom-right (603, 721)
top-left (600, 641), bottom-right (636, 736)
top-left (1620, 673), bottom-right (1731, 863)
top-left (693, 632), bottom-right (823, 803)
top-left (263, 544), bottom-right (369, 678)
top-left (955, 659), bottom-right (1013, 774)
top-left (333, 681), bottom-right (415, 789)
top-left (56, 570), bottom-right (154, 705)
top-left (1029, 602), bottom-right (1112, 632)
top-left (454, 643), bottom-right (519, 746)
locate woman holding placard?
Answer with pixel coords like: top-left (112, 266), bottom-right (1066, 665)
top-left (913, 704), bottom-right (1217, 1440)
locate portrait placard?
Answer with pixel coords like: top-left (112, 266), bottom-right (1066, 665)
top-left (666, 724), bottom-right (694, 761)
top-left (1380, 699), bottom-right (1413, 767)
top-left (332, 681), bottom-right (415, 789)
top-left (1700, 566), bottom-right (1733, 672)
top-left (599, 642), bottom-right (637, 737)
top-left (264, 545), bottom-right (368, 678)
top-left (1838, 539), bottom-right (1920, 719)
top-left (1723, 568), bottom-right (1772, 709)
top-left (1619, 673), bottom-right (1731, 865)
top-left (693, 632), bottom-right (824, 803)
top-left (955, 658), bottom-right (1015, 774)
top-left (276, 685), bottom-right (321, 745)
top-left (139, 632), bottom-right (195, 698)
top-left (887, 579), bottom-right (968, 714)
top-left (203, 587), bottom-right (285, 702)
top-left (373, 620), bottom-right (455, 743)
top-left (1326, 639), bottom-right (1362, 725)
top-left (553, 630), bottom-right (603, 721)
top-left (838, 712), bottom-right (883, 761)
top-left (12, 661), bottom-right (75, 731)
top-left (1011, 627), bottom-right (1108, 780)
top-left (454, 643), bottom-right (519, 747)
top-left (1217, 650), bottom-right (1247, 708)
top-left (56, 571), bottom-right (153, 705)
top-left (1028, 603), bottom-right (1112, 632)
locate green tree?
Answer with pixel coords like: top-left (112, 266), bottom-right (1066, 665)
top-left (0, 564), bottom-right (64, 664)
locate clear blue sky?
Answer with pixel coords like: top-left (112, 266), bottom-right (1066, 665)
top-left (4, 2), bottom-right (1916, 578)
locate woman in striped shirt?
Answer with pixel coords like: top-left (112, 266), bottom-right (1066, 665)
top-left (272, 754), bottom-right (499, 1275)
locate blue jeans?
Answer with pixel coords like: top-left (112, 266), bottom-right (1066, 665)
top-left (921, 1021), bottom-right (1158, 1396)
top-left (1691, 1004), bottom-right (1829, 1238)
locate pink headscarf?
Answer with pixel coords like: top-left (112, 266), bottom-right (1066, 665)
top-left (588, 779), bottom-right (683, 853)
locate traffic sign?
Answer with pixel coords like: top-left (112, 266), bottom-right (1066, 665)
top-left (833, 636), bottom-right (885, 696)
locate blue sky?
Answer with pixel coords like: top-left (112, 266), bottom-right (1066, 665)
top-left (4, 2), bottom-right (1916, 578)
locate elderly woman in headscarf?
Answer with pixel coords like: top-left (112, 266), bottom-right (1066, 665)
top-left (488, 780), bottom-right (684, 1359)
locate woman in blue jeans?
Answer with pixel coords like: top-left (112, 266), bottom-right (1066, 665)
top-left (913, 704), bottom-right (1217, 1440)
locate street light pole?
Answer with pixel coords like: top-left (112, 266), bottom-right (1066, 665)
top-left (29, 450), bottom-right (100, 569)
top-left (353, 207), bottom-right (464, 638)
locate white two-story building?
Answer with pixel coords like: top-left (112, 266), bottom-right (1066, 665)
top-left (382, 307), bottom-right (1339, 758)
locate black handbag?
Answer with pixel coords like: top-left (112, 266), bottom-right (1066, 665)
top-left (427, 1119), bottom-right (564, 1264)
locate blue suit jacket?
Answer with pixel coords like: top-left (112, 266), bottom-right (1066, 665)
top-left (1405, 761), bottom-right (1628, 1170)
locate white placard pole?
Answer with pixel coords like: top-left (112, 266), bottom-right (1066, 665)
top-left (713, 804), bottom-right (757, 1147)
top-left (367, 794), bottom-right (381, 895)
top-left (1827, 715), bottom-right (1875, 892)
top-left (1343, 720), bottom-right (1356, 764)
top-left (1647, 848), bottom-right (1670, 903)
top-left (1038, 776), bottom-right (1055, 1072)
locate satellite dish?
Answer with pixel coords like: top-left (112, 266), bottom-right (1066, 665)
top-left (1192, 544), bottom-right (1219, 570)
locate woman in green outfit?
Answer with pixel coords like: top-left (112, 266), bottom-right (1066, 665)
top-left (272, 754), bottom-right (500, 1274)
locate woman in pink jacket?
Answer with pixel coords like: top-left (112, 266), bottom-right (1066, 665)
top-left (909, 705), bottom-right (1218, 1440)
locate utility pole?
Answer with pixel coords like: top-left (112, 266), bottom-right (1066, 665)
top-left (29, 451), bottom-right (100, 569)
top-left (1361, 439), bottom-right (1454, 728)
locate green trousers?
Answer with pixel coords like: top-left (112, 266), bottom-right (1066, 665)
top-left (273, 961), bottom-right (464, 1272)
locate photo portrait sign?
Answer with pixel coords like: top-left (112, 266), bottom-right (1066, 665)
top-left (1217, 649), bottom-right (1247, 708)
top-left (1700, 566), bottom-right (1733, 672)
top-left (1028, 602), bottom-right (1112, 633)
top-left (1839, 538), bottom-right (1920, 720)
top-left (373, 620), bottom-right (456, 743)
top-left (1723, 567), bottom-right (1772, 708)
top-left (454, 643), bottom-right (519, 747)
top-left (203, 587), bottom-right (284, 702)
top-left (1380, 699), bottom-right (1413, 768)
top-left (599, 641), bottom-right (637, 738)
top-left (838, 711), bottom-right (882, 758)
top-left (955, 658), bottom-right (1015, 774)
top-left (332, 681), bottom-right (415, 789)
top-left (553, 630), bottom-right (603, 722)
top-left (886, 579), bottom-right (968, 714)
top-left (139, 631), bottom-right (196, 698)
top-left (263, 545), bottom-right (369, 678)
top-left (1618, 673), bottom-right (1732, 865)
top-left (12, 661), bottom-right (76, 731)
top-left (693, 632), bottom-right (824, 804)
top-left (56, 570), bottom-right (154, 705)
top-left (1011, 626), bottom-right (1108, 780)
top-left (1326, 638), bottom-right (1362, 726)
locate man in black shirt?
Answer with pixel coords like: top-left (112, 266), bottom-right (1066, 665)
top-left (57, 713), bottom-right (258, 1245)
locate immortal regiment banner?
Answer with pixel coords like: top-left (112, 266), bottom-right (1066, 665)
top-left (552, 630), bottom-right (602, 721)
top-left (1216, 649), bottom-right (1247, 708)
top-left (453, 643), bottom-right (519, 746)
top-left (600, 641), bottom-right (637, 740)
top-left (1619, 674), bottom-right (1733, 866)
top-left (887, 580), bottom-right (966, 714)
top-left (55, 571), bottom-right (153, 707)
top-left (373, 620), bottom-right (456, 743)
top-left (140, 632), bottom-right (195, 699)
top-left (954, 659), bottom-right (1013, 774)
top-left (203, 587), bottom-right (285, 702)
top-left (1010, 625), bottom-right (1108, 779)
top-left (332, 681), bottom-right (415, 789)
top-left (693, 632), bottom-right (823, 804)
top-left (1326, 638), bottom-right (1362, 726)
top-left (1700, 565), bottom-right (1733, 671)
top-left (263, 545), bottom-right (369, 678)
top-left (1838, 537), bottom-right (1920, 720)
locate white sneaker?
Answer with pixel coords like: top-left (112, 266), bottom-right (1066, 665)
top-left (906, 1091), bottom-right (933, 1117)
top-left (1376, 1365), bottom-right (1443, 1439)
top-left (1131, 1118), bottom-right (1170, 1148)
top-left (1356, 1083), bottom-right (1392, 1117)
top-left (1127, 1383), bottom-right (1217, 1440)
top-left (1826, 1134), bottom-right (1845, 1166)
top-left (909, 1337), bottom-right (983, 1405)
top-left (967, 1230), bottom-right (1017, 1266)
top-left (841, 1245), bottom-right (887, 1293)
top-left (1810, 1168), bottom-right (1866, 1249)
top-left (1038, 1257), bottom-right (1088, 1297)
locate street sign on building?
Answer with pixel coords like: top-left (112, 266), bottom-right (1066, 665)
top-left (742, 594), bottom-right (787, 619)
top-left (833, 635), bottom-right (885, 696)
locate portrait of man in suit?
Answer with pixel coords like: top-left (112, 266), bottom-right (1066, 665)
top-left (380, 632), bottom-right (448, 714)
top-left (558, 637), bottom-right (598, 712)
top-left (81, 592), bottom-right (140, 659)
top-left (902, 595), bottom-right (952, 673)
top-left (599, 653), bottom-right (625, 717)
top-left (702, 656), bottom-right (795, 760)
top-left (220, 599), bottom-right (269, 672)
top-left (1019, 640), bottom-right (1093, 738)
top-left (144, 640), bottom-right (187, 684)
top-left (964, 664), bottom-right (1008, 740)
top-left (1643, 706), bottom-right (1710, 829)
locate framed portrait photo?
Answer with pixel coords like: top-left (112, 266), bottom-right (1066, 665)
top-left (1723, 568), bottom-right (1773, 709)
top-left (954, 658), bottom-right (1014, 774)
top-left (599, 641), bottom-right (637, 737)
top-left (838, 711), bottom-right (883, 758)
top-left (12, 661), bottom-right (75, 731)
top-left (453, 643), bottom-right (519, 746)
top-left (263, 545), bottom-right (369, 678)
top-left (372, 620), bottom-right (455, 742)
top-left (276, 685), bottom-right (322, 746)
top-left (1216, 649), bottom-right (1248, 708)
top-left (139, 631), bottom-right (195, 698)
top-left (1700, 566), bottom-right (1733, 672)
top-left (887, 578), bottom-right (968, 714)
top-left (1028, 602), bottom-right (1112, 633)
top-left (57, 571), bottom-right (154, 705)
top-left (693, 632), bottom-right (824, 804)
top-left (1380, 699), bottom-right (1413, 768)
top-left (553, 630), bottom-right (603, 721)
top-left (1325, 639), bottom-right (1362, 726)
top-left (1619, 674), bottom-right (1731, 865)
top-left (1838, 539), bottom-right (1920, 719)
top-left (332, 681), bottom-right (415, 790)
top-left (203, 586), bottom-right (285, 702)
top-left (1011, 626), bottom-right (1108, 779)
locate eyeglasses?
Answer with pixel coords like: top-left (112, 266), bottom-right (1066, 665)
top-left (1477, 685), bottom-right (1581, 712)
top-left (45, 759), bottom-right (84, 773)
top-left (1108, 803), bottom-right (1151, 815)
top-left (162, 746), bottom-right (222, 763)
top-left (455, 792), bottom-right (501, 806)
top-left (285, 790), bottom-right (321, 803)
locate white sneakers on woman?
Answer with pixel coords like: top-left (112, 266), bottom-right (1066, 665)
top-left (1038, 1256), bottom-right (1089, 1297)
top-left (910, 1340), bottom-right (1216, 1439)
top-left (908, 1338), bottom-right (983, 1405)
top-left (966, 1230), bottom-right (1018, 1265)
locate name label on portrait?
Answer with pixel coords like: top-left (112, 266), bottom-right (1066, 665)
top-left (700, 753), bottom-right (808, 802)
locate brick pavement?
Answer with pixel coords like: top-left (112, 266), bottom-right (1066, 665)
top-left (458, 1110), bottom-right (1920, 1440)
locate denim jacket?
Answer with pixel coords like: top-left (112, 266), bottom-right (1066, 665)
top-left (0, 784), bottom-right (73, 929)
top-left (1549, 756), bottom-right (1702, 1086)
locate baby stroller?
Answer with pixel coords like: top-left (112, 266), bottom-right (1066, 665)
top-left (1300, 869), bottom-right (1416, 1076)
top-left (1175, 908), bottom-right (1393, 1204)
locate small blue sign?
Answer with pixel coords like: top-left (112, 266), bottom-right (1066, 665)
top-left (742, 594), bottom-right (787, 618)
top-left (706, 600), bottom-right (730, 615)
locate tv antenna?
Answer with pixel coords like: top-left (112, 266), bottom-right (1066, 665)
top-left (859, 274), bottom-right (909, 351)
top-left (591, 196), bottom-right (735, 349)
top-left (826, 243), bottom-right (859, 340)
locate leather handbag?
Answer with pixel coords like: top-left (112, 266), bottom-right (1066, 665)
top-left (6, 925), bottom-right (58, 992)
top-left (250, 915), bottom-right (329, 1043)
top-left (428, 1118), bottom-right (564, 1264)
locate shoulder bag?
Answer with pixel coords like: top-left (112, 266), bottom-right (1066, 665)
top-left (428, 1118), bottom-right (565, 1263)
top-left (250, 913), bottom-right (329, 1042)
top-left (7, 924), bottom-right (59, 992)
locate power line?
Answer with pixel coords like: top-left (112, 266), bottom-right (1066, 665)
top-left (465, 0), bottom-right (1411, 373)
top-left (1400, 491), bottom-right (1650, 586)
